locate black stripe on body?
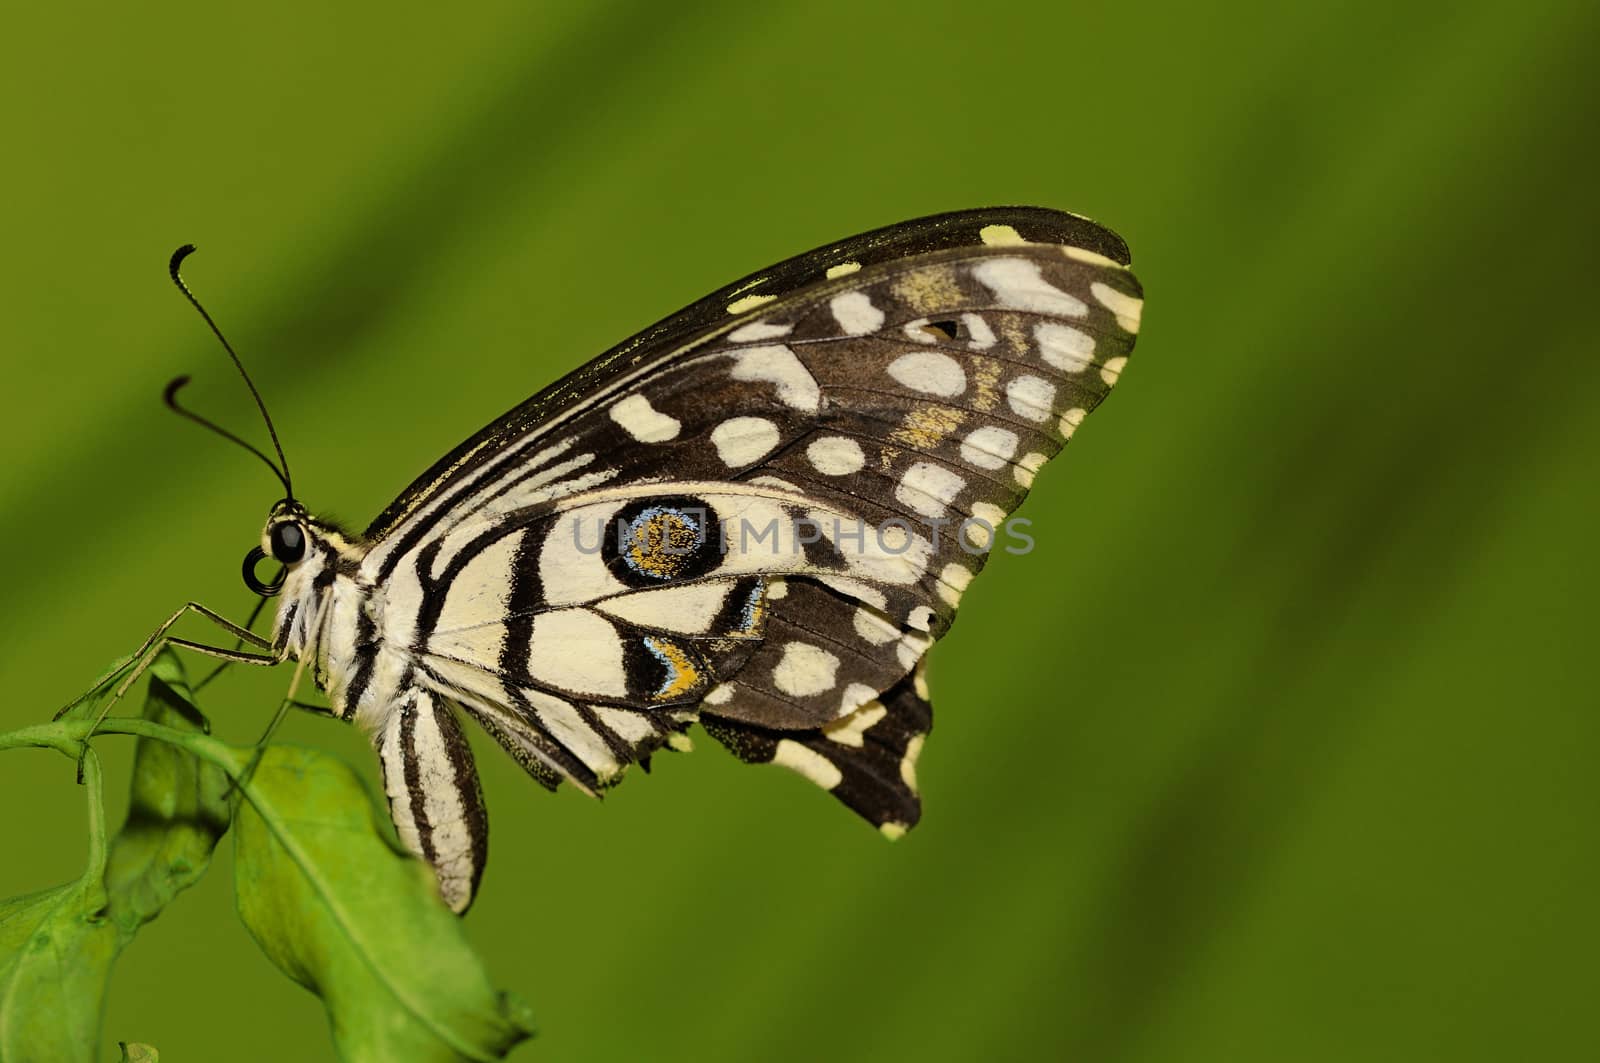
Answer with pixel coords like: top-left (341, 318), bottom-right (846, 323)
top-left (338, 607), bottom-right (380, 721)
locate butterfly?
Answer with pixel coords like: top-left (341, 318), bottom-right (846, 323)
top-left (76, 207), bottom-right (1142, 913)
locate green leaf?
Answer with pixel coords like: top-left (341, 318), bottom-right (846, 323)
top-left (0, 654), bottom-right (231, 1062)
top-left (0, 753), bottom-right (120, 1063)
top-left (118, 1042), bottom-right (160, 1062)
top-left (103, 651), bottom-right (231, 933)
top-left (233, 745), bottom-right (534, 1062)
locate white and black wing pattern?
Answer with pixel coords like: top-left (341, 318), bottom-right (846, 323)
top-left (356, 207), bottom-right (1142, 901)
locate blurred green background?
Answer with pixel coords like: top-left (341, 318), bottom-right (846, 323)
top-left (3, 1), bottom-right (1595, 1059)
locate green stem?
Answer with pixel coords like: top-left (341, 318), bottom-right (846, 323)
top-left (80, 748), bottom-right (109, 909)
top-left (0, 718), bottom-right (244, 772)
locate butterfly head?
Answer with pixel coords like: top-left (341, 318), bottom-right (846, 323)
top-left (244, 499), bottom-right (318, 596)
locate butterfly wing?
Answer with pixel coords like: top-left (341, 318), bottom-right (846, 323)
top-left (363, 206), bottom-right (1130, 544)
top-left (362, 207), bottom-right (1142, 889)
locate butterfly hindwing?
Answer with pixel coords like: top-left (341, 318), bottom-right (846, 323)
top-left (705, 663), bottom-right (933, 836)
top-left (373, 687), bottom-right (489, 913)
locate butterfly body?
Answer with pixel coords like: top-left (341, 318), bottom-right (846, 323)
top-left (238, 207), bottom-right (1143, 912)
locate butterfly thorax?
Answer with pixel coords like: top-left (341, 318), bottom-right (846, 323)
top-left (268, 514), bottom-right (394, 728)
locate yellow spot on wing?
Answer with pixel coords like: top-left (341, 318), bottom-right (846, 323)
top-left (648, 638), bottom-right (702, 700)
top-left (900, 733), bottom-right (925, 791)
top-left (999, 316), bottom-right (1031, 355)
top-left (826, 261), bottom-right (862, 278)
top-left (727, 293), bottom-right (777, 315)
top-left (1063, 245), bottom-right (1120, 267)
top-left (823, 700), bottom-right (888, 748)
top-left (888, 404), bottom-right (967, 449)
top-left (979, 223), bottom-right (1027, 246)
top-left (891, 264), bottom-right (962, 313)
top-left (968, 357), bottom-right (1002, 412)
top-left (628, 512), bottom-right (702, 579)
top-left (1091, 281), bottom-right (1143, 334)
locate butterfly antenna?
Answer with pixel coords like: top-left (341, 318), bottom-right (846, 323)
top-left (166, 245), bottom-right (294, 499)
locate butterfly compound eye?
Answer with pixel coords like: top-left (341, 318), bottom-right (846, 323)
top-left (269, 521), bottom-right (306, 563)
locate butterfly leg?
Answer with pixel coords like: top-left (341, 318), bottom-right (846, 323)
top-left (56, 603), bottom-right (284, 779)
top-left (194, 595), bottom-right (272, 692)
top-left (54, 600), bottom-right (275, 720)
top-left (56, 601), bottom-right (275, 719)
top-left (233, 605), bottom-right (329, 795)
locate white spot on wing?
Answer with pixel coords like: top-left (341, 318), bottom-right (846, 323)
top-left (772, 642), bottom-right (840, 697)
top-left (1006, 374), bottom-right (1056, 422)
top-left (830, 291), bottom-right (884, 335)
top-left (730, 345), bottom-right (820, 411)
top-left (963, 313), bottom-right (996, 350)
top-left (973, 258), bottom-right (1088, 317)
top-left (806, 435), bottom-right (865, 475)
top-left (887, 351), bottom-right (966, 398)
top-left (959, 425), bottom-right (1019, 471)
top-left (896, 630), bottom-right (931, 671)
top-left (836, 683), bottom-right (880, 720)
top-left (711, 416), bottom-right (782, 467)
top-left (896, 462), bottom-right (966, 518)
top-left (1100, 356), bottom-right (1128, 385)
top-left (1059, 407), bottom-right (1086, 438)
top-left (609, 394), bottom-right (681, 443)
top-left (1035, 322), bottom-right (1096, 373)
top-left (937, 562), bottom-right (973, 607)
top-left (852, 606), bottom-right (900, 645)
top-left (826, 260), bottom-right (862, 278)
top-left (774, 739), bottom-right (842, 789)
